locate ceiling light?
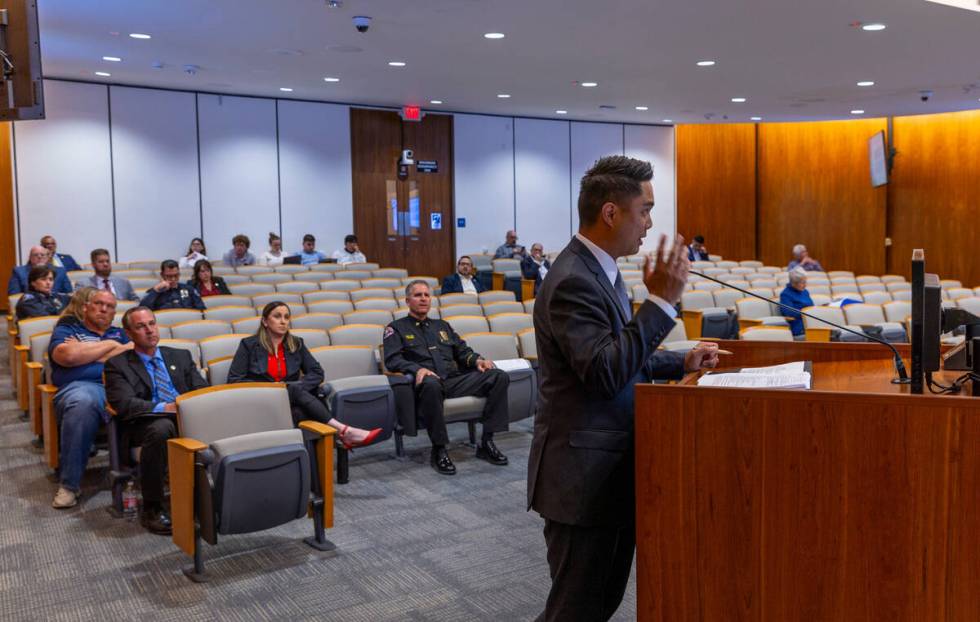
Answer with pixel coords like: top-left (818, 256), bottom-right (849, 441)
top-left (751, 116), bottom-right (762, 121)
top-left (430, 100), bottom-right (443, 104)
top-left (696, 60), bottom-right (716, 67)
top-left (94, 71), bottom-right (111, 77)
top-left (731, 97), bottom-right (747, 103)
top-left (555, 110), bottom-right (568, 115)
top-left (323, 77), bottom-right (340, 82)
top-left (388, 61), bottom-right (406, 67)
top-left (635, 106), bottom-right (648, 111)
top-left (279, 87), bottom-right (293, 92)
top-left (851, 109), bottom-right (865, 114)
top-left (484, 32), bottom-right (505, 39)
top-left (856, 80), bottom-right (875, 87)
top-left (662, 119), bottom-right (673, 123)
top-left (102, 56), bottom-right (122, 62)
top-left (581, 82), bottom-right (598, 88)
top-left (128, 33), bottom-right (151, 39)
top-left (861, 23), bottom-right (886, 31)
top-left (497, 94), bottom-right (511, 98)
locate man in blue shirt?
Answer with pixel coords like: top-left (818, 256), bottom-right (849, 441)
top-left (296, 233), bottom-right (329, 265)
top-left (779, 269), bottom-right (814, 338)
top-left (48, 289), bottom-right (132, 508)
top-left (7, 245), bottom-right (73, 295)
top-left (494, 230), bottom-right (526, 259)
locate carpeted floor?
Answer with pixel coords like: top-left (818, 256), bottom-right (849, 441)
top-left (0, 319), bottom-right (636, 621)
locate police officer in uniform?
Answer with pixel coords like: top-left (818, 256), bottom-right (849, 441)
top-left (15, 265), bottom-right (72, 319)
top-left (384, 279), bottom-right (510, 475)
top-left (139, 260), bottom-right (206, 311)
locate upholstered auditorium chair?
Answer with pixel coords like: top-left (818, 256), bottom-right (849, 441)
top-left (290, 329), bottom-right (330, 349)
top-left (802, 306), bottom-right (865, 342)
top-left (303, 290), bottom-right (351, 304)
top-left (327, 324), bottom-right (385, 348)
top-left (740, 326), bottom-right (794, 341)
top-left (482, 301), bottom-right (524, 316)
top-left (170, 320), bottom-right (232, 342)
top-left (373, 268), bottom-right (409, 279)
top-left (349, 287), bottom-right (394, 302)
top-left (441, 303), bottom-right (484, 318)
top-left (198, 334), bottom-right (248, 365)
top-left (460, 332), bottom-right (537, 423)
top-left (478, 290), bottom-right (516, 305)
top-left (353, 298), bottom-right (399, 312)
top-left (203, 294), bottom-right (252, 308)
top-left (360, 278), bottom-right (402, 289)
top-left (307, 300), bottom-right (354, 315)
top-left (446, 315), bottom-right (489, 336)
top-left (251, 292), bottom-right (303, 308)
top-left (320, 279), bottom-right (362, 292)
top-left (842, 304), bottom-right (907, 342)
top-left (205, 306), bottom-right (256, 323)
top-left (735, 298), bottom-right (789, 332)
top-left (276, 280), bottom-right (320, 295)
top-left (229, 283), bottom-right (275, 297)
top-left (291, 313), bottom-right (344, 332)
top-left (342, 310), bottom-right (393, 326)
top-left (487, 312), bottom-right (533, 336)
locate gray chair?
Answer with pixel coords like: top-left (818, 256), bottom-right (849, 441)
top-left (457, 332), bottom-right (538, 423)
top-left (203, 295), bottom-right (252, 308)
top-left (170, 320), bottom-right (233, 341)
top-left (303, 290), bottom-right (351, 304)
top-left (291, 313), bottom-right (344, 332)
top-left (292, 329), bottom-right (331, 349)
top-left (155, 309), bottom-right (204, 326)
top-left (204, 306), bottom-right (257, 323)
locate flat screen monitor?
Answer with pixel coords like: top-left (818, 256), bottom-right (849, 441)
top-left (921, 273), bottom-right (943, 373)
top-left (869, 131), bottom-right (888, 187)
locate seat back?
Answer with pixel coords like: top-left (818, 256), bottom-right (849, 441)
top-left (517, 328), bottom-right (537, 359)
top-left (440, 292), bottom-right (479, 306)
top-left (152, 309), bottom-right (203, 326)
top-left (491, 258), bottom-right (521, 274)
top-left (199, 334), bottom-right (248, 364)
top-left (478, 290), bottom-right (516, 304)
top-left (307, 299), bottom-right (354, 315)
top-left (354, 297), bottom-right (399, 311)
top-left (712, 289), bottom-right (742, 309)
top-left (158, 339), bottom-right (202, 367)
top-left (487, 312), bottom-right (533, 335)
top-left (16, 315), bottom-right (59, 344)
top-left (373, 268), bottom-right (409, 279)
top-left (292, 329), bottom-right (330, 349)
top-left (739, 260), bottom-right (763, 268)
top-left (219, 274), bottom-right (250, 286)
top-left (204, 305), bottom-right (256, 322)
top-left (802, 306), bottom-right (846, 329)
top-left (320, 279), bottom-right (362, 292)
top-left (291, 312), bottom-right (343, 332)
top-left (482, 301), bottom-right (524, 316)
top-left (345, 262), bottom-right (380, 271)
top-left (460, 332), bottom-right (520, 361)
top-left (310, 345), bottom-right (378, 382)
top-left (880, 275), bottom-right (905, 284)
top-left (232, 316), bottom-right (262, 334)
top-left (883, 300), bottom-right (912, 323)
top-left (273, 264), bottom-right (310, 275)
top-left (446, 315), bottom-right (490, 335)
top-left (681, 291), bottom-right (714, 310)
top-left (251, 293), bottom-right (303, 309)
top-left (207, 356), bottom-right (234, 385)
top-left (303, 290), bottom-right (350, 304)
top-left (275, 280), bottom-right (320, 295)
top-left (956, 296), bottom-right (980, 316)
top-left (741, 326), bottom-right (794, 341)
top-left (862, 291), bottom-right (893, 305)
top-left (308, 263), bottom-right (344, 273)
top-left (735, 298), bottom-right (775, 320)
top-left (302, 272), bottom-right (336, 283)
top-left (203, 295), bottom-right (252, 308)
top-left (360, 278), bottom-right (402, 289)
top-left (441, 303), bottom-right (484, 318)
top-left (350, 288), bottom-right (394, 301)
top-left (343, 310), bottom-right (393, 326)
top-left (523, 299), bottom-right (535, 315)
top-left (176, 383), bottom-right (293, 444)
top-left (328, 324), bottom-right (385, 347)
top-left (229, 283), bottom-right (276, 297)
top-left (340, 270), bottom-right (373, 281)
top-left (250, 272), bottom-right (293, 284)
top-left (170, 320), bottom-right (232, 341)
top-left (234, 265), bottom-right (268, 275)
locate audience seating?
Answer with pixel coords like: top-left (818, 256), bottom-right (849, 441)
top-left (802, 306), bottom-right (864, 342)
top-left (340, 270), bottom-right (373, 281)
top-left (230, 283), bottom-right (275, 297)
top-left (373, 268), bottom-right (409, 279)
top-left (206, 356), bottom-right (234, 386)
top-left (328, 324), bottom-right (384, 347)
top-left (303, 290), bottom-right (350, 303)
top-left (309, 263), bottom-right (344, 273)
top-left (478, 290), bottom-right (516, 304)
top-left (291, 313), bottom-right (344, 332)
top-left (205, 306), bottom-right (256, 322)
top-left (342, 310), bottom-right (393, 326)
top-left (219, 274), bottom-right (250, 286)
top-left (517, 328), bottom-right (536, 361)
top-left (353, 298), bottom-right (399, 312)
top-left (274, 265), bottom-right (309, 275)
top-left (740, 326), bottom-right (794, 341)
top-left (842, 304), bottom-right (907, 342)
top-left (487, 313), bottom-right (533, 335)
top-left (440, 293), bottom-right (478, 306)
top-left (361, 278), bottom-right (402, 289)
top-left (232, 316), bottom-right (261, 334)
top-left (199, 334), bottom-right (248, 364)
top-left (308, 300), bottom-right (354, 315)
top-left (292, 329), bottom-right (330, 349)
top-left (276, 281), bottom-right (319, 294)
top-left (170, 320), bottom-right (232, 342)
top-left (321, 280), bottom-right (361, 292)
top-left (956, 296), bottom-right (980, 316)
top-left (345, 262), bottom-right (380, 271)
top-left (862, 291), bottom-right (893, 305)
top-left (441, 303), bottom-right (483, 318)
top-left (252, 293), bottom-right (303, 308)
top-left (446, 315), bottom-right (489, 335)
top-left (482, 301), bottom-right (525, 316)
top-left (459, 332), bottom-right (538, 422)
top-left (204, 295), bottom-right (252, 308)
top-left (349, 288), bottom-right (393, 302)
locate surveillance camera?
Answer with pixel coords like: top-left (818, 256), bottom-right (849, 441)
top-left (353, 15), bottom-right (372, 33)
top-left (920, 89), bottom-right (933, 102)
top-left (400, 149), bottom-right (414, 165)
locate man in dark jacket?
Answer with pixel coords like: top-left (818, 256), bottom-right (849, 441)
top-left (441, 255), bottom-right (485, 296)
top-left (140, 260), bottom-right (205, 311)
top-left (520, 243), bottom-right (552, 295)
top-left (7, 245), bottom-right (73, 295)
top-left (40, 235), bottom-right (82, 272)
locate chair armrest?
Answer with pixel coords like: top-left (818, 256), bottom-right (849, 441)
top-left (738, 317), bottom-right (764, 331)
top-left (805, 327), bottom-right (832, 342)
top-left (25, 362), bottom-right (43, 436)
top-left (298, 421), bottom-right (335, 529)
top-left (15, 345), bottom-right (29, 411)
top-left (680, 309), bottom-right (704, 340)
top-left (167, 437), bottom-right (207, 556)
top-left (40, 384), bottom-right (59, 469)
top-left (520, 279), bottom-right (535, 302)
top-left (492, 272), bottom-right (504, 291)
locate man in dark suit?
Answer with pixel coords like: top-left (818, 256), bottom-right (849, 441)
top-left (441, 255), bottom-right (485, 296)
top-left (40, 235), bottom-right (82, 272)
top-left (7, 245), bottom-right (73, 295)
top-left (520, 243), bottom-right (552, 295)
top-left (528, 156), bottom-right (719, 621)
top-left (105, 306), bottom-right (208, 534)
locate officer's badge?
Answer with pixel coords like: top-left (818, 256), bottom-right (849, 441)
top-left (180, 289), bottom-right (189, 298)
top-left (383, 326), bottom-right (394, 338)
top-left (439, 330), bottom-right (449, 342)
top-left (405, 333), bottom-right (415, 340)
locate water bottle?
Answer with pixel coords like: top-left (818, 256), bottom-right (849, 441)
top-left (123, 481), bottom-right (139, 521)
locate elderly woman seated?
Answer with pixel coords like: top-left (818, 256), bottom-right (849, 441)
top-left (787, 244), bottom-right (824, 272)
top-left (779, 268), bottom-right (814, 339)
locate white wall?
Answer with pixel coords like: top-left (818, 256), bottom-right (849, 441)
top-left (569, 122), bottom-right (625, 235)
top-left (625, 125), bottom-right (676, 252)
top-left (453, 114), bottom-right (515, 254)
top-left (513, 118), bottom-right (572, 253)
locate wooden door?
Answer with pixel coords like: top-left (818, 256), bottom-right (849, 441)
top-left (350, 109), bottom-right (455, 278)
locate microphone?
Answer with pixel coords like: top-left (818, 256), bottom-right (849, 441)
top-left (689, 270), bottom-right (910, 384)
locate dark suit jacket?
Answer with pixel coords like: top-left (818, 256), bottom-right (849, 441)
top-left (7, 264), bottom-right (73, 295)
top-left (520, 255), bottom-right (552, 293)
top-left (55, 253), bottom-right (82, 272)
top-left (227, 334), bottom-right (323, 394)
top-left (190, 276), bottom-right (232, 297)
top-left (527, 236), bottom-right (685, 528)
top-left (440, 272), bottom-right (485, 295)
top-left (104, 347), bottom-right (209, 424)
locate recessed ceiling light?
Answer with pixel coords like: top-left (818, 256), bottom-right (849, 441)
top-left (662, 119), bottom-right (673, 123)
top-left (862, 23), bottom-right (886, 31)
top-left (635, 106), bottom-right (648, 111)
top-left (856, 80), bottom-right (875, 87)
top-left (323, 77), bottom-right (340, 82)
top-left (484, 32), bottom-right (505, 39)
top-left (581, 82), bottom-right (598, 88)
top-left (751, 116), bottom-right (762, 121)
top-left (696, 60), bottom-right (716, 67)
top-left (102, 56), bottom-right (122, 62)
top-left (851, 109), bottom-right (865, 114)
top-left (279, 87), bottom-right (293, 92)
top-left (94, 71), bottom-right (111, 77)
top-left (555, 110), bottom-right (568, 115)
top-left (497, 94), bottom-right (511, 98)
top-left (388, 61), bottom-right (406, 67)
top-left (129, 33), bottom-right (151, 39)
top-left (430, 100), bottom-right (443, 104)
top-left (731, 97), bottom-right (747, 103)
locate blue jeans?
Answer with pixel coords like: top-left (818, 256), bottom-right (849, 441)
top-left (54, 381), bottom-right (106, 492)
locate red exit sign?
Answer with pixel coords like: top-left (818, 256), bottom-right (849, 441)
top-left (401, 106), bottom-right (422, 122)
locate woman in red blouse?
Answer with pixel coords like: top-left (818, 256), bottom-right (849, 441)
top-left (189, 259), bottom-right (231, 297)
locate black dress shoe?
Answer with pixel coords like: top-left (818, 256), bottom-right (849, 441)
top-left (430, 447), bottom-right (456, 475)
top-left (140, 506), bottom-right (173, 535)
top-left (476, 439), bottom-right (508, 466)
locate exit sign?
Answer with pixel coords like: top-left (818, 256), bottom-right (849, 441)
top-left (401, 106), bottom-right (422, 122)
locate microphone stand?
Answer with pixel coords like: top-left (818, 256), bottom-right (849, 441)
top-left (689, 270), bottom-right (910, 384)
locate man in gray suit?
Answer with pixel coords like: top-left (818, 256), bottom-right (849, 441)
top-left (75, 249), bottom-right (140, 301)
top-left (528, 156), bottom-right (719, 621)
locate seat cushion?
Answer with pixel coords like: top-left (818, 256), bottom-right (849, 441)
top-left (443, 396), bottom-right (486, 422)
top-left (211, 429), bottom-right (304, 464)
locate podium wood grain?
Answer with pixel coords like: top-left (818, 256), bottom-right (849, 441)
top-left (635, 359), bottom-right (979, 621)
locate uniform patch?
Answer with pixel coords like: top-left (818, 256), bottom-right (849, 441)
top-left (383, 326), bottom-right (395, 338)
top-left (439, 330), bottom-right (449, 342)
top-left (405, 333), bottom-right (415, 340)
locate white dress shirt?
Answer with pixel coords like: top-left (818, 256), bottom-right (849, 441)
top-left (332, 249), bottom-right (367, 265)
top-left (459, 274), bottom-right (478, 295)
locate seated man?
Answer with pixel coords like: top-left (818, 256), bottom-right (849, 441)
top-left (140, 260), bottom-right (206, 311)
top-left (494, 229), bottom-right (526, 259)
top-left (105, 306), bottom-right (209, 534)
top-left (75, 248), bottom-right (140, 300)
top-left (520, 243), bottom-right (551, 295)
top-left (41, 235), bottom-right (82, 272)
top-left (688, 235), bottom-right (710, 261)
top-left (787, 243), bottom-right (824, 272)
top-left (332, 234), bottom-right (367, 265)
top-left (7, 245), bottom-right (73, 295)
top-left (295, 233), bottom-right (329, 265)
top-left (222, 234), bottom-right (256, 267)
top-left (779, 268), bottom-right (814, 338)
top-left (48, 289), bottom-right (132, 508)
top-left (384, 280), bottom-right (510, 475)
top-left (441, 255), bottom-right (485, 295)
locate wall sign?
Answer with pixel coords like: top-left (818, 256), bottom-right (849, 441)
top-left (430, 212), bottom-right (442, 230)
top-left (416, 160), bottom-right (439, 173)
top-left (457, 217), bottom-right (466, 228)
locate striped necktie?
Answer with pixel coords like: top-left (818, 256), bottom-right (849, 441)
top-left (151, 358), bottom-right (178, 404)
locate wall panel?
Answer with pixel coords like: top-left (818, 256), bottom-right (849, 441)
top-left (110, 86), bottom-right (200, 263)
top-left (676, 124), bottom-right (757, 262)
top-left (625, 125), bottom-right (676, 253)
top-left (569, 122), bottom-right (624, 236)
top-left (515, 118), bottom-right (571, 253)
top-left (453, 114), bottom-right (514, 254)
top-left (197, 94), bottom-right (279, 258)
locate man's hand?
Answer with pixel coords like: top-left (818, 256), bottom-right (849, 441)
top-left (415, 368), bottom-right (438, 385)
top-left (152, 279), bottom-right (172, 292)
top-left (643, 234), bottom-right (690, 306)
top-left (684, 342), bottom-right (720, 372)
top-left (163, 402), bottom-right (177, 413)
top-left (475, 358), bottom-right (495, 372)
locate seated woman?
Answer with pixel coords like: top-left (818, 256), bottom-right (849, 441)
top-left (189, 259), bottom-right (231, 297)
top-left (227, 301), bottom-right (381, 448)
top-left (779, 268), bottom-right (814, 339)
top-left (15, 265), bottom-right (72, 319)
top-left (178, 237), bottom-right (208, 269)
top-left (259, 232), bottom-right (286, 267)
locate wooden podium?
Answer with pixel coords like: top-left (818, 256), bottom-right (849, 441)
top-left (635, 343), bottom-right (980, 622)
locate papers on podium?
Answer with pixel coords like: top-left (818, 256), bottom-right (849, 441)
top-left (697, 361), bottom-right (812, 389)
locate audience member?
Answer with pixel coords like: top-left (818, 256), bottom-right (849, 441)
top-left (177, 237), bottom-right (208, 269)
top-left (296, 234), bottom-right (329, 265)
top-left (222, 234), bottom-right (256, 267)
top-left (105, 306), bottom-right (208, 534)
top-left (441, 255), bottom-right (485, 295)
top-left (779, 268), bottom-right (814, 338)
top-left (332, 234), bottom-right (366, 265)
top-left (48, 288), bottom-right (132, 508)
top-left (75, 249), bottom-right (140, 300)
top-left (227, 301), bottom-right (381, 447)
top-left (40, 235), bottom-right (81, 272)
top-left (15, 265), bottom-right (71, 320)
top-left (494, 230), bottom-right (526, 259)
top-left (520, 243), bottom-right (551, 294)
top-left (688, 234), bottom-right (710, 261)
top-left (787, 243), bottom-right (824, 272)
top-left (259, 232), bottom-right (285, 267)
top-left (383, 280), bottom-right (510, 475)
top-left (188, 259), bottom-right (231, 297)
top-left (8, 245), bottom-right (72, 295)
top-left (140, 260), bottom-right (205, 311)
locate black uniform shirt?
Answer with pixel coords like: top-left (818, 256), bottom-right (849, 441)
top-left (139, 283), bottom-right (206, 311)
top-left (15, 290), bottom-right (71, 320)
top-left (383, 315), bottom-right (480, 378)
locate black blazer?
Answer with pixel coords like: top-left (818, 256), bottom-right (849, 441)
top-left (191, 276), bottom-right (232, 296)
top-left (520, 255), bottom-right (552, 292)
top-left (526, 236), bottom-right (685, 528)
top-left (440, 272), bottom-right (485, 295)
top-left (104, 347), bottom-right (209, 424)
top-left (226, 334), bottom-right (323, 394)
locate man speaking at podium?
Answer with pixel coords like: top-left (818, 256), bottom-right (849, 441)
top-left (528, 156), bottom-right (719, 621)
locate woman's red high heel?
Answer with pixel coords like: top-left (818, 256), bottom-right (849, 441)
top-left (339, 425), bottom-right (383, 451)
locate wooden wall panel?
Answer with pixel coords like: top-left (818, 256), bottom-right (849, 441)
top-left (676, 124), bottom-right (756, 261)
top-left (888, 110), bottom-right (980, 287)
top-left (757, 119), bottom-right (888, 275)
top-left (0, 123), bottom-right (15, 312)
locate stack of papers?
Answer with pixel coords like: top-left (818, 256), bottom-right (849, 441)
top-left (697, 361), bottom-right (812, 390)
